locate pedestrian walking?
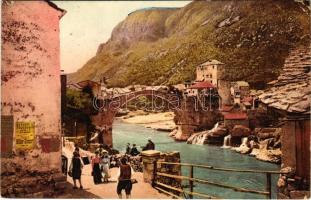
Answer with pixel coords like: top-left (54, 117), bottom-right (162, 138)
top-left (101, 150), bottom-right (110, 183)
top-left (69, 151), bottom-right (84, 189)
top-left (117, 157), bottom-right (133, 199)
top-left (91, 151), bottom-right (102, 184)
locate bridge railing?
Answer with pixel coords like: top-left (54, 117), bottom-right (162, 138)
top-left (153, 161), bottom-right (284, 199)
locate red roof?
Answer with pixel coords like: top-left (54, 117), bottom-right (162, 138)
top-left (224, 113), bottom-right (248, 120)
top-left (241, 96), bottom-right (253, 103)
top-left (189, 81), bottom-right (216, 89)
top-left (220, 105), bottom-right (234, 112)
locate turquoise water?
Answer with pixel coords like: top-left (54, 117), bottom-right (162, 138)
top-left (112, 120), bottom-right (280, 199)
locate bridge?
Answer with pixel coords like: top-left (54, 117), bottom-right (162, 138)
top-left (91, 87), bottom-right (221, 146)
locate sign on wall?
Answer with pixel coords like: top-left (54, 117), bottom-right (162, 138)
top-left (15, 121), bottom-right (35, 150)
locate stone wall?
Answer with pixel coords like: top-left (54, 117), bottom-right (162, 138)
top-left (156, 151), bottom-right (182, 190)
top-left (224, 119), bottom-right (249, 130)
top-left (217, 80), bottom-right (231, 105)
top-left (1, 1), bottom-right (65, 197)
top-left (1, 160), bottom-right (67, 198)
top-left (141, 150), bottom-right (182, 196)
top-left (173, 98), bottom-right (222, 141)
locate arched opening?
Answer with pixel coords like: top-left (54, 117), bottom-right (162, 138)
top-left (91, 90), bottom-right (182, 147)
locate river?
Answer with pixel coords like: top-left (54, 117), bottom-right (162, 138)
top-left (112, 120), bottom-right (280, 199)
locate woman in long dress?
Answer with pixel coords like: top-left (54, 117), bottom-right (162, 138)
top-left (101, 152), bottom-right (110, 183)
top-left (70, 151), bottom-right (84, 189)
top-left (91, 151), bottom-right (102, 184)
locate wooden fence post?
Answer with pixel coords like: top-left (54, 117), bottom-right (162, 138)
top-left (266, 173), bottom-right (271, 199)
top-left (189, 165), bottom-right (194, 199)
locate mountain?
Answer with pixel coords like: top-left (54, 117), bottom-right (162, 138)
top-left (68, 0), bottom-right (310, 89)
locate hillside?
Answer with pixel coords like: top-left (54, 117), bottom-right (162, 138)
top-left (68, 1), bottom-right (310, 89)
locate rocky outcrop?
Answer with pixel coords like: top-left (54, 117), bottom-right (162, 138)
top-left (248, 128), bottom-right (282, 164)
top-left (217, 15), bottom-right (241, 28)
top-left (231, 125), bottom-right (251, 137)
top-left (233, 137), bottom-right (251, 154)
top-left (187, 123), bottom-right (228, 145)
top-left (277, 166), bottom-right (310, 199)
top-left (102, 8), bottom-right (178, 52)
top-left (172, 98), bottom-right (223, 141)
top-left (255, 128), bottom-right (282, 140)
top-left (250, 147), bottom-right (282, 163)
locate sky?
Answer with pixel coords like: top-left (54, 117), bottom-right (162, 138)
top-left (53, 1), bottom-right (191, 73)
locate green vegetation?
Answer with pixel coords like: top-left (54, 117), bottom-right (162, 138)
top-left (63, 86), bottom-right (98, 140)
top-left (69, 1), bottom-right (310, 89)
top-left (66, 88), bottom-right (92, 110)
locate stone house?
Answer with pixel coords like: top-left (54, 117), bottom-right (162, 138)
top-left (1, 1), bottom-right (66, 197)
top-left (196, 59), bottom-right (224, 85)
top-left (186, 81), bottom-right (215, 97)
top-left (195, 59), bottom-right (231, 105)
top-left (230, 81), bottom-right (250, 104)
top-left (223, 112), bottom-right (249, 130)
top-left (259, 46), bottom-right (310, 199)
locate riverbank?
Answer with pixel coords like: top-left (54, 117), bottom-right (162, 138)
top-left (112, 121), bottom-right (280, 199)
top-left (118, 110), bottom-right (176, 132)
top-left (118, 111), bottom-right (281, 165)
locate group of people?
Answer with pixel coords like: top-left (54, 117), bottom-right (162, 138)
top-left (126, 138), bottom-right (155, 156)
top-left (91, 147), bottom-right (111, 184)
top-left (69, 145), bottom-right (135, 198)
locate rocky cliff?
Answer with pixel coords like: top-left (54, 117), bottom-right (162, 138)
top-left (69, 1), bottom-right (310, 89)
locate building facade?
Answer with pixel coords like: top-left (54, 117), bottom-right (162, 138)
top-left (1, 1), bottom-right (66, 197)
top-left (196, 59), bottom-right (224, 86)
top-left (230, 81), bottom-right (250, 104)
top-left (196, 60), bottom-right (230, 105)
top-left (259, 46), bottom-right (310, 199)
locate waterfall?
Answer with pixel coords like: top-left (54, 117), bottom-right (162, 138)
top-left (197, 133), bottom-right (208, 145)
top-left (188, 122), bottom-right (220, 145)
top-left (222, 134), bottom-right (232, 148)
top-left (241, 137), bottom-right (248, 146)
top-left (210, 122), bottom-right (219, 132)
top-left (233, 137), bottom-right (250, 154)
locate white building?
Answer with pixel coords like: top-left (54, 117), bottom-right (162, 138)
top-left (196, 59), bottom-right (224, 87)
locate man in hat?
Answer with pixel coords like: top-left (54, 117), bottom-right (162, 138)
top-left (142, 138), bottom-right (155, 151)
